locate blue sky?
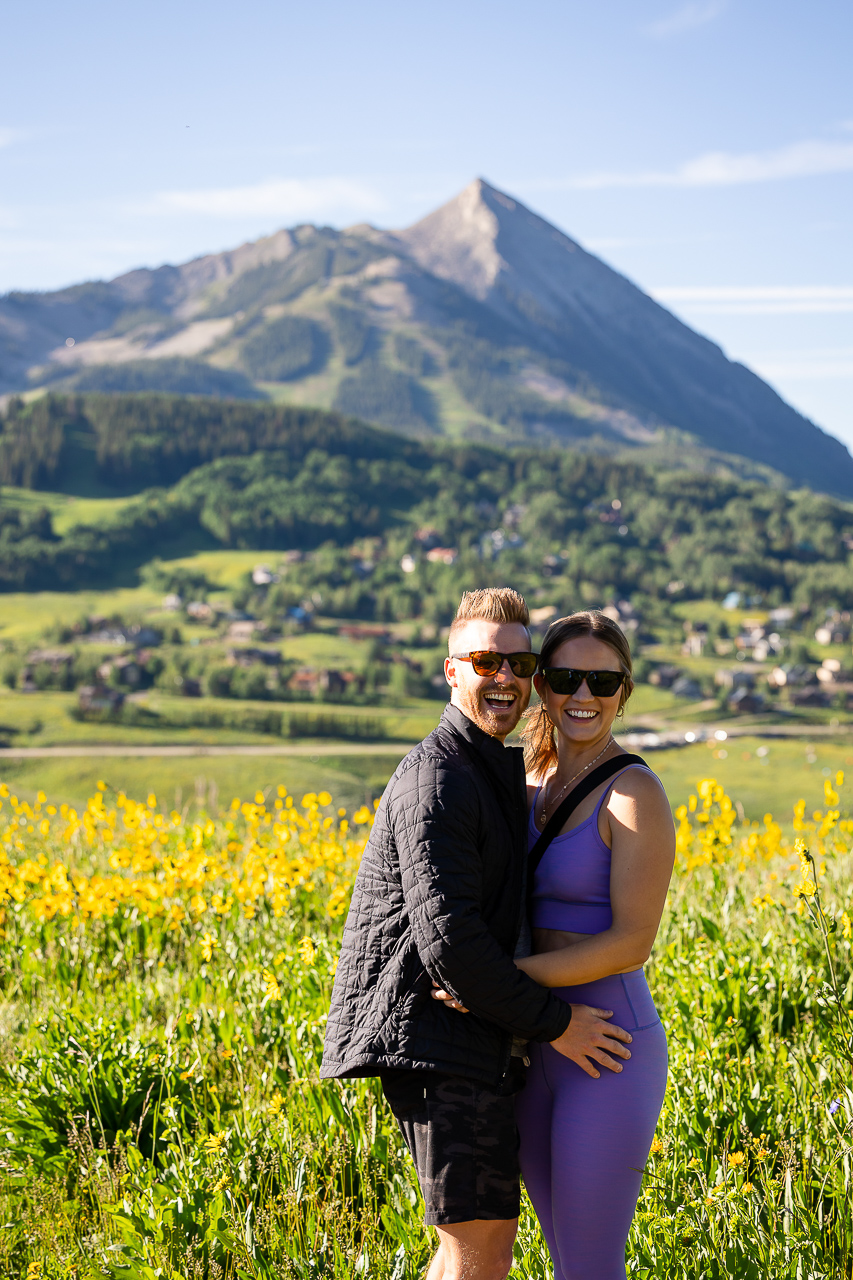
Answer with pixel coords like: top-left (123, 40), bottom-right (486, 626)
top-left (3, 0), bottom-right (852, 449)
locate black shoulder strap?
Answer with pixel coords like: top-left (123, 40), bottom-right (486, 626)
top-left (528, 753), bottom-right (648, 882)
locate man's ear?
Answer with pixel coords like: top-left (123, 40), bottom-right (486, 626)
top-left (444, 656), bottom-right (458, 688)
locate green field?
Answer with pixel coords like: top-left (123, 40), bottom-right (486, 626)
top-left (0, 749), bottom-right (406, 814)
top-left (2, 731), bottom-right (851, 827)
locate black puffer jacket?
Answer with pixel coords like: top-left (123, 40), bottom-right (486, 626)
top-left (320, 704), bottom-right (572, 1087)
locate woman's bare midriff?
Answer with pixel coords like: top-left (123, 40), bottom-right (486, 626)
top-left (532, 926), bottom-right (643, 975)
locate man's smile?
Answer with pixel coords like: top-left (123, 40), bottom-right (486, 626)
top-left (483, 690), bottom-right (519, 709)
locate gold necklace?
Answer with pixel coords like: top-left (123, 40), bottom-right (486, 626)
top-left (538, 736), bottom-right (616, 829)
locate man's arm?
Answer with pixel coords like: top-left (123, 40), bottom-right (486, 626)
top-left (393, 756), bottom-right (570, 1043)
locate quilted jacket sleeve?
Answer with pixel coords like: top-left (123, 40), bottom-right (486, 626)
top-left (392, 755), bottom-right (572, 1044)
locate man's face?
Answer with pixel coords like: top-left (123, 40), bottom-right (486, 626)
top-left (444, 619), bottom-right (534, 741)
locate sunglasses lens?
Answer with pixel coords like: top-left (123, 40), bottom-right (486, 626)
top-left (543, 668), bottom-right (583, 695)
top-left (469, 652), bottom-right (502, 676)
top-left (508, 653), bottom-right (538, 678)
top-left (588, 672), bottom-right (624, 697)
top-left (468, 651), bottom-right (537, 677)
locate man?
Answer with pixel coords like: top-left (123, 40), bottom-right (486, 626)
top-left (321, 588), bottom-right (631, 1280)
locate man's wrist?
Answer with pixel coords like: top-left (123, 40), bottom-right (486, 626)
top-left (545, 1003), bottom-right (572, 1044)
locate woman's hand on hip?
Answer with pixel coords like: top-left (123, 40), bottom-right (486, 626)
top-left (431, 980), bottom-right (469, 1013)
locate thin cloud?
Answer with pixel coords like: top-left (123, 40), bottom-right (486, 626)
top-left (652, 286), bottom-right (853, 315)
top-left (745, 347), bottom-right (853, 379)
top-left (143, 177), bottom-right (386, 220)
top-left (564, 138), bottom-right (853, 190)
top-left (584, 232), bottom-right (720, 251)
top-left (0, 127), bottom-right (21, 150)
top-left (647, 1), bottom-right (726, 38)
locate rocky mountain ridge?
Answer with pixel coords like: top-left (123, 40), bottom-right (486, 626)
top-left (1, 179), bottom-right (850, 495)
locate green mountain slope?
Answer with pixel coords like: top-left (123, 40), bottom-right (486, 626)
top-left (1, 182), bottom-right (851, 495)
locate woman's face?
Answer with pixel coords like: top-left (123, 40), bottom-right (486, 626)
top-left (534, 634), bottom-right (626, 751)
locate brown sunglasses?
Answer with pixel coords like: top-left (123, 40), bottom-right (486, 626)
top-left (452, 650), bottom-right (539, 678)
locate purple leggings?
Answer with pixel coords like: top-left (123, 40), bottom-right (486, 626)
top-left (515, 971), bottom-right (667, 1280)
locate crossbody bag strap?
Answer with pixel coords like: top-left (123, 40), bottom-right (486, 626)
top-left (528, 753), bottom-right (647, 884)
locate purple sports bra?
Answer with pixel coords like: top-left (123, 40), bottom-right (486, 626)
top-left (528, 764), bottom-right (653, 936)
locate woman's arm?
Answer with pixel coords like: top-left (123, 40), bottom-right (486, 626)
top-left (516, 770), bottom-right (675, 988)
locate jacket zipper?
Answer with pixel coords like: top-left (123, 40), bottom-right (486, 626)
top-left (499, 749), bottom-right (529, 1085)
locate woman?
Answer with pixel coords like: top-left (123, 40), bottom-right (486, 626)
top-left (514, 610), bottom-right (674, 1280)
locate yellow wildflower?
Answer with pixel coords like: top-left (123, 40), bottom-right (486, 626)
top-left (200, 931), bottom-right (219, 962)
top-left (270, 1090), bottom-right (285, 1115)
top-left (728, 1152), bottom-right (745, 1167)
top-left (298, 936), bottom-right (317, 965)
top-left (262, 968), bottom-right (282, 1002)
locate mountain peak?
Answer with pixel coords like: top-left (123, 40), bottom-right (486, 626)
top-left (392, 178), bottom-right (512, 299)
top-left (394, 177), bottom-right (596, 323)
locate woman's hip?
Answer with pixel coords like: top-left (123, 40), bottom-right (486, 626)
top-left (551, 969), bottom-right (662, 1032)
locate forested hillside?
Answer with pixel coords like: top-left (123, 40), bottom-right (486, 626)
top-left (1, 392), bottom-right (851, 621)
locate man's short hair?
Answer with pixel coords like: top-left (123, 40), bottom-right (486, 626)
top-left (448, 588), bottom-right (531, 652)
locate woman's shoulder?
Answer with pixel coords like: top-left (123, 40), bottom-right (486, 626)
top-left (607, 759), bottom-right (670, 812)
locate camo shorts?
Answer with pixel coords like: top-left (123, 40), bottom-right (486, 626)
top-left (379, 1062), bottom-right (525, 1226)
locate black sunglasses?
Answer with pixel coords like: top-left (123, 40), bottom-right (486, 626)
top-left (541, 667), bottom-right (626, 697)
top-left (452, 650), bottom-right (539, 678)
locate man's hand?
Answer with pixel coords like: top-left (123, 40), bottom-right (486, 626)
top-left (550, 1005), bottom-right (632, 1078)
top-left (431, 987), bottom-right (631, 1079)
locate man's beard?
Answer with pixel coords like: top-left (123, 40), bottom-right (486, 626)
top-left (456, 681), bottom-right (527, 738)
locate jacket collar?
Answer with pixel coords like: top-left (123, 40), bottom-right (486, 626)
top-left (439, 704), bottom-right (527, 836)
top-left (439, 702), bottom-right (523, 769)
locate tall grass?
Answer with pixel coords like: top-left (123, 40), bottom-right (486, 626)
top-left (0, 774), bottom-right (851, 1278)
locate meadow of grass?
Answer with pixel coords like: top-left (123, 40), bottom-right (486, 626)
top-left (0, 549), bottom-right (280, 642)
top-left (0, 689), bottom-right (439, 747)
top-left (3, 702), bottom-right (853, 826)
top-left (1, 759), bottom-right (852, 1279)
top-left (0, 750), bottom-right (405, 817)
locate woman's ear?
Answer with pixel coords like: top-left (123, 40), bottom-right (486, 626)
top-left (533, 672), bottom-right (545, 700)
